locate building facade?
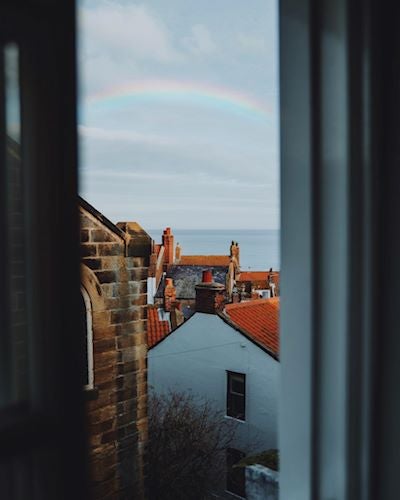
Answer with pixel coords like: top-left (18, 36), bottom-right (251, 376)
top-left (148, 272), bottom-right (279, 497)
top-left (80, 198), bottom-right (151, 499)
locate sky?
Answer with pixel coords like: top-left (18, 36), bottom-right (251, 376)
top-left (78, 0), bottom-right (279, 229)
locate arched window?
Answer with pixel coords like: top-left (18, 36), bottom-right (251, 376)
top-left (80, 287), bottom-right (94, 389)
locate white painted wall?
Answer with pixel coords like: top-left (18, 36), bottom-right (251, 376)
top-left (148, 312), bottom-right (279, 453)
top-left (147, 277), bottom-right (156, 305)
top-left (246, 465), bottom-right (279, 500)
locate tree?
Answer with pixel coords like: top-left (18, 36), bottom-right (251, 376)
top-left (146, 391), bottom-right (238, 500)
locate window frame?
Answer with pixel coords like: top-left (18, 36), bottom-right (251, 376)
top-left (279, 0), bottom-right (389, 499)
top-left (226, 371), bottom-right (246, 421)
top-left (0, 1), bottom-right (88, 498)
top-left (81, 286), bottom-right (94, 390)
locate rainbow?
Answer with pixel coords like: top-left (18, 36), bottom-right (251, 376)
top-left (86, 79), bottom-right (272, 120)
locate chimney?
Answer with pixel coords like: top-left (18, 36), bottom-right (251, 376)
top-left (268, 269), bottom-right (276, 297)
top-left (164, 277), bottom-right (176, 312)
top-left (230, 241), bottom-right (240, 268)
top-left (175, 242), bottom-right (181, 262)
top-left (195, 270), bottom-right (225, 314)
top-left (162, 227), bottom-right (174, 265)
top-left (170, 301), bottom-right (184, 329)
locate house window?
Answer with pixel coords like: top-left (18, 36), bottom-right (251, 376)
top-left (226, 448), bottom-right (246, 498)
top-left (227, 371), bottom-right (246, 421)
top-left (80, 287), bottom-right (94, 389)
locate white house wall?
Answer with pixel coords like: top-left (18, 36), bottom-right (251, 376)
top-left (148, 312), bottom-right (279, 453)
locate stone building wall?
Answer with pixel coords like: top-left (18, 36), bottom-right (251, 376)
top-left (80, 199), bottom-right (150, 500)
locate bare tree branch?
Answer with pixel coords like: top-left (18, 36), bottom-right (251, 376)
top-left (146, 391), bottom-right (238, 500)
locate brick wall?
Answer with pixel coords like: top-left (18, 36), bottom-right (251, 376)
top-left (80, 202), bottom-right (149, 499)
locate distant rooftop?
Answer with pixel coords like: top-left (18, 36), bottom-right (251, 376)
top-left (147, 306), bottom-right (170, 348)
top-left (156, 265), bottom-right (228, 300)
top-left (177, 255), bottom-right (231, 266)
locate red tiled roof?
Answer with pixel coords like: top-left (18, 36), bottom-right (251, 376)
top-left (237, 271), bottom-right (280, 285)
top-left (224, 298), bottom-right (279, 356)
top-left (147, 306), bottom-right (170, 348)
top-left (178, 255), bottom-right (231, 266)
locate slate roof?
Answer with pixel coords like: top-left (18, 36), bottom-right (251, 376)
top-left (147, 306), bottom-right (170, 348)
top-left (223, 298), bottom-right (280, 357)
top-left (156, 265), bottom-right (228, 299)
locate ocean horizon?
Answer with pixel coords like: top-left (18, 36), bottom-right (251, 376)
top-left (147, 229), bottom-right (280, 271)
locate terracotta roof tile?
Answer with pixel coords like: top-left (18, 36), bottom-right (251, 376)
top-left (178, 255), bottom-right (231, 266)
top-left (237, 271), bottom-right (280, 286)
top-left (147, 306), bottom-right (171, 348)
top-left (224, 298), bottom-right (279, 356)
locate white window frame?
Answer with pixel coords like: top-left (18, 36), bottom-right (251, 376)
top-left (279, 1), bottom-right (387, 498)
top-left (81, 286), bottom-right (94, 390)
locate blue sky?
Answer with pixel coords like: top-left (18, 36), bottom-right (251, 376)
top-left (78, 0), bottom-right (279, 229)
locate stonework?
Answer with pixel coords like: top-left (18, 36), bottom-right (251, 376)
top-left (79, 198), bottom-right (150, 500)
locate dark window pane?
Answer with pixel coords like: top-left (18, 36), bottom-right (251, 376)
top-left (227, 372), bottom-right (246, 420)
top-left (231, 374), bottom-right (245, 395)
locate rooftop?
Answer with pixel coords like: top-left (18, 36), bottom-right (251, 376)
top-left (237, 271), bottom-right (279, 282)
top-left (177, 255), bottom-right (231, 266)
top-left (147, 306), bottom-right (171, 348)
top-left (156, 265), bottom-right (228, 299)
top-left (224, 298), bottom-right (280, 357)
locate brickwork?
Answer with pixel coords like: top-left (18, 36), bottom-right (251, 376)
top-left (80, 200), bottom-right (150, 500)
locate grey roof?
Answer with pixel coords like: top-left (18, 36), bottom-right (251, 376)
top-left (156, 265), bottom-right (228, 299)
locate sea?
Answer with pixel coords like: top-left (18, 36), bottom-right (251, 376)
top-left (147, 229), bottom-right (280, 271)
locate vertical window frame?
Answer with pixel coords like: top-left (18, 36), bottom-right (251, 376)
top-left (226, 371), bottom-right (246, 421)
top-left (0, 2), bottom-right (89, 498)
top-left (81, 286), bottom-right (94, 390)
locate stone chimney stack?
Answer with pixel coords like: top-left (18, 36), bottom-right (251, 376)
top-left (164, 277), bottom-right (176, 312)
top-left (195, 270), bottom-right (225, 314)
top-left (230, 241), bottom-right (240, 268)
top-left (162, 227), bottom-right (174, 265)
top-left (175, 242), bottom-right (181, 262)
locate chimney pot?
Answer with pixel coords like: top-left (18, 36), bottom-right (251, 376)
top-left (202, 269), bottom-right (213, 283)
top-left (195, 272), bottom-right (225, 314)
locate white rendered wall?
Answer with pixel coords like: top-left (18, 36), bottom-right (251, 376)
top-left (147, 277), bottom-right (156, 305)
top-left (148, 313), bottom-right (279, 453)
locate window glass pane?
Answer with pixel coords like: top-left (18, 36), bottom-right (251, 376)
top-left (227, 372), bottom-right (246, 420)
top-left (1, 43), bottom-right (30, 406)
top-left (231, 374), bottom-right (245, 395)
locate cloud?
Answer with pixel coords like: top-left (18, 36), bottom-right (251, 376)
top-left (182, 24), bottom-right (217, 55)
top-left (78, 125), bottom-right (175, 147)
top-left (237, 33), bottom-right (267, 52)
top-left (79, 2), bottom-right (180, 63)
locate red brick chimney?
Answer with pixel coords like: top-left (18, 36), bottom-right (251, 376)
top-left (162, 227), bottom-right (174, 265)
top-left (195, 270), bottom-right (226, 314)
top-left (164, 277), bottom-right (176, 312)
